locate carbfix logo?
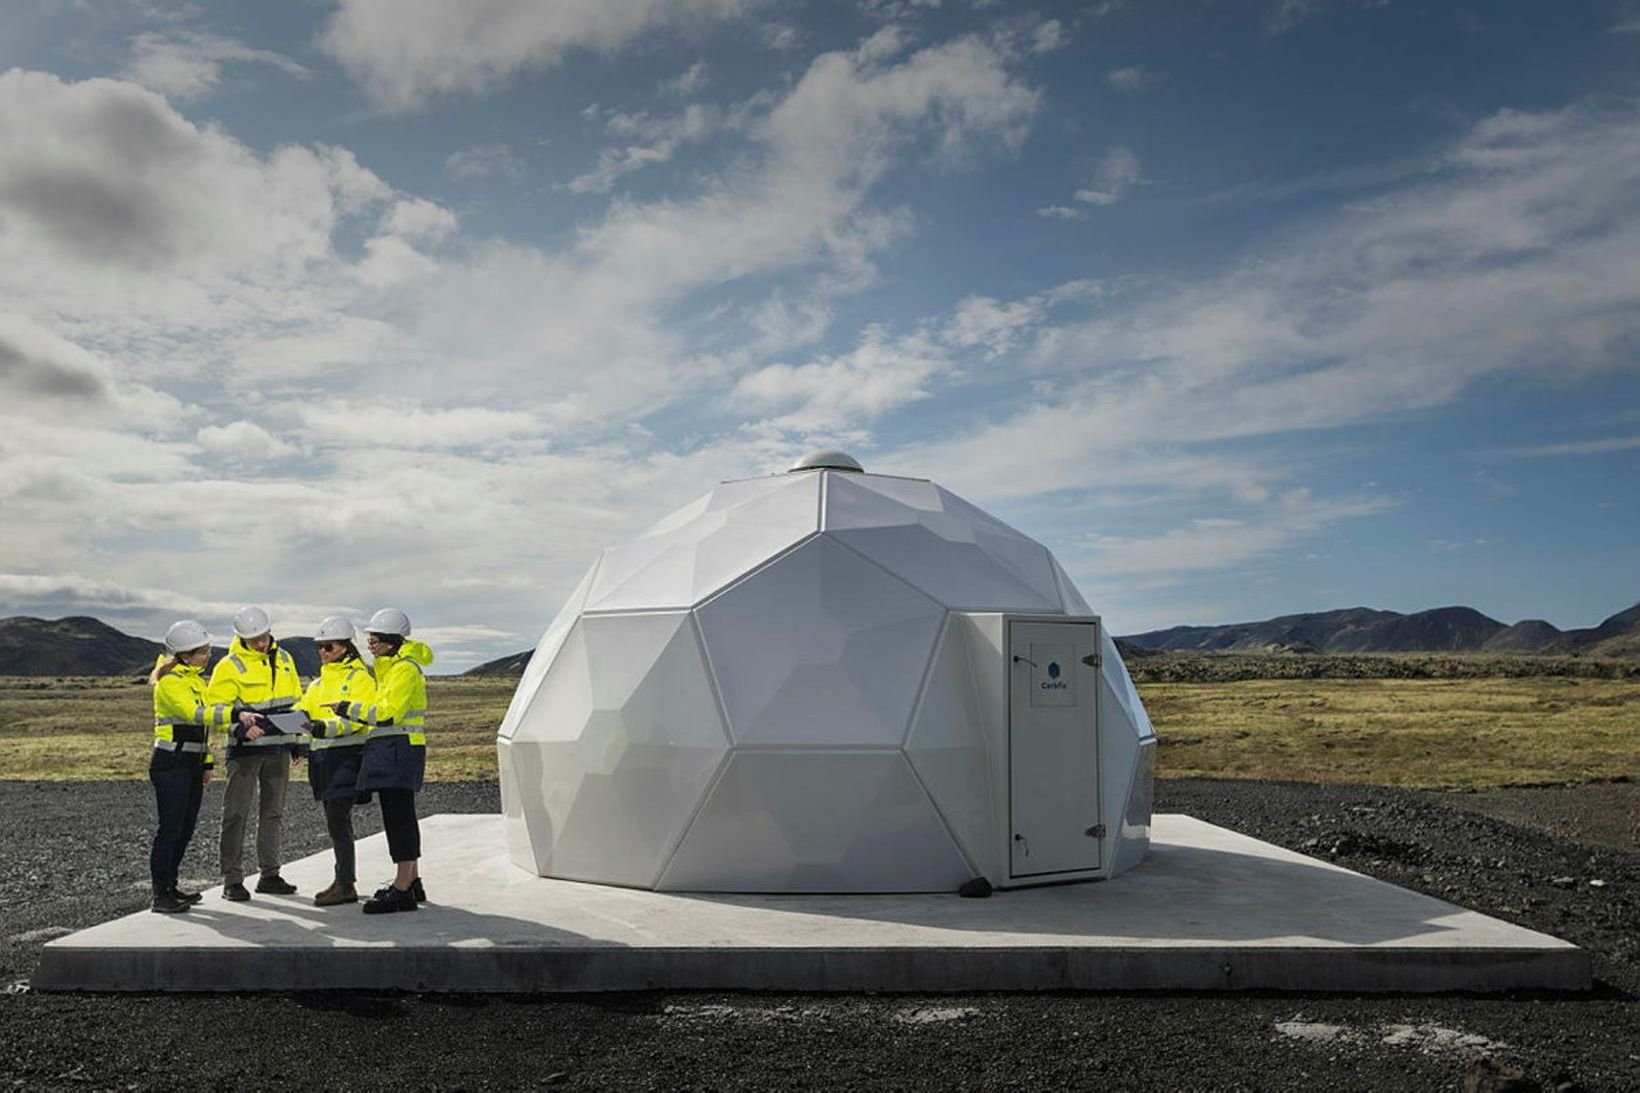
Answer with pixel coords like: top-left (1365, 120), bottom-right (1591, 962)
top-left (1039, 661), bottom-right (1068, 691)
top-left (1047, 662), bottom-right (1061, 679)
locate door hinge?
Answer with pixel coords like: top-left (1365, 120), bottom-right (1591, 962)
top-left (1081, 653), bottom-right (1102, 668)
top-left (1085, 824), bottom-right (1106, 838)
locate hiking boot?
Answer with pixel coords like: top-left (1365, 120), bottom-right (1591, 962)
top-left (171, 887), bottom-right (203, 905)
top-left (222, 882), bottom-right (251, 902)
top-left (151, 891), bottom-right (190, 914)
top-left (362, 884), bottom-right (418, 915)
top-left (374, 878), bottom-right (427, 903)
top-left (314, 882), bottom-right (357, 907)
top-left (255, 873), bottom-right (297, 895)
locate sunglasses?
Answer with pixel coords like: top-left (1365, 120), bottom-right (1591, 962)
top-left (317, 642), bottom-right (345, 652)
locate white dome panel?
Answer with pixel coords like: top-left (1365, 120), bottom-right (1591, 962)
top-left (1051, 556), bottom-right (1094, 615)
top-left (1099, 629), bottom-right (1154, 741)
top-left (696, 535), bottom-right (945, 747)
top-left (904, 618), bottom-right (995, 877)
top-left (504, 612), bottom-right (731, 888)
top-left (585, 474), bottom-right (819, 612)
top-left (656, 750), bottom-right (971, 892)
top-left (823, 474), bottom-right (1061, 610)
top-left (498, 559), bottom-right (601, 741)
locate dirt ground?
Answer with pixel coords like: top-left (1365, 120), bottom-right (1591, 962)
top-left (1437, 781), bottom-right (1639, 854)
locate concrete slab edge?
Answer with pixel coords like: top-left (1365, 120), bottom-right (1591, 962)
top-left (33, 944), bottom-right (1592, 994)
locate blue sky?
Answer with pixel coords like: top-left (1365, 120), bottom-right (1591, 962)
top-left (1, 0), bottom-right (1637, 669)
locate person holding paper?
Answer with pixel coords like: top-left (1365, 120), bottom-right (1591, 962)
top-left (296, 616), bottom-right (375, 906)
top-left (208, 605), bottom-right (306, 901)
top-left (332, 607), bottom-right (433, 915)
top-left (147, 620), bottom-right (233, 914)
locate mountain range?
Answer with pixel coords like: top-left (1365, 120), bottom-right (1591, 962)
top-left (1123, 603), bottom-right (1640, 657)
top-left (0, 616), bottom-right (320, 677)
top-left (1, 601), bottom-right (1635, 677)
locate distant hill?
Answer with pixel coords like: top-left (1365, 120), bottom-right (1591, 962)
top-left (1123, 602), bottom-right (1640, 656)
top-left (466, 650), bottom-right (533, 677)
top-left (0, 617), bottom-right (320, 677)
top-left (0, 616), bottom-right (163, 676)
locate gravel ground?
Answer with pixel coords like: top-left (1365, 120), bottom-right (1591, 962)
top-left (0, 778), bottom-right (1635, 1092)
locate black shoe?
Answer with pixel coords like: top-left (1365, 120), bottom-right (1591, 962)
top-left (255, 873), bottom-right (297, 895)
top-left (412, 877), bottom-right (426, 903)
top-left (151, 891), bottom-right (190, 914)
top-left (171, 887), bottom-right (203, 905)
top-left (222, 882), bottom-right (251, 901)
top-left (362, 884), bottom-right (418, 915)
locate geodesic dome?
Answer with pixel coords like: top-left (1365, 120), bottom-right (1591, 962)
top-left (497, 454), bottom-right (1156, 893)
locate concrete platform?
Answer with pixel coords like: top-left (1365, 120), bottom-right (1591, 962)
top-left (34, 814), bottom-right (1590, 994)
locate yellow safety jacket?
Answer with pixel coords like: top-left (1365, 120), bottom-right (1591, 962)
top-left (296, 658), bottom-right (376, 750)
top-left (338, 640), bottom-right (432, 746)
top-left (205, 636), bottom-right (306, 753)
top-left (151, 656), bottom-right (233, 766)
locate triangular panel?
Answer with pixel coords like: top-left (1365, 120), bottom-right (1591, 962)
top-left (656, 750), bottom-right (971, 892)
top-left (822, 474), bottom-right (1060, 610)
top-left (904, 617), bottom-right (995, 877)
top-left (497, 559), bottom-right (600, 741)
top-left (696, 535), bottom-right (945, 747)
top-left (584, 474), bottom-right (820, 612)
top-left (506, 612), bottom-right (730, 887)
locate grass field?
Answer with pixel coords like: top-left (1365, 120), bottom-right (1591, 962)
top-left (0, 672), bottom-right (1634, 789)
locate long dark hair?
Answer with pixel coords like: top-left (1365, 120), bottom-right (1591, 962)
top-left (326, 639), bottom-right (363, 663)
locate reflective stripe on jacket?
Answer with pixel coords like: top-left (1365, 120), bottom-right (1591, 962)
top-left (151, 655), bottom-right (231, 767)
top-left (339, 640), bottom-right (433, 746)
top-left (205, 636), bottom-right (306, 754)
top-left (297, 658), bottom-right (375, 751)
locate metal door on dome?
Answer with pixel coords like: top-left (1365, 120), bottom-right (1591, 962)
top-left (1007, 618), bottom-right (1101, 878)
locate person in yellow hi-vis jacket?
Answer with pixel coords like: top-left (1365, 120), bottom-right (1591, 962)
top-left (148, 620), bottom-right (234, 914)
top-left (296, 616), bottom-right (376, 907)
top-left (207, 605), bottom-right (307, 901)
top-left (331, 607), bottom-right (432, 915)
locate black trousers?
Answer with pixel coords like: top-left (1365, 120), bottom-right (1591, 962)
top-left (149, 752), bottom-right (205, 894)
top-left (323, 797), bottom-right (356, 885)
top-left (379, 789), bottom-right (420, 863)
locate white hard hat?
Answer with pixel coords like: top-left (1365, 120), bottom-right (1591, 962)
top-left (164, 620), bottom-right (212, 654)
top-left (314, 615), bottom-right (356, 642)
top-left (233, 605), bottom-right (272, 639)
top-left (365, 606), bottom-right (412, 637)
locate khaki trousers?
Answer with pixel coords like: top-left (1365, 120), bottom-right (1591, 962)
top-left (219, 750), bottom-right (291, 884)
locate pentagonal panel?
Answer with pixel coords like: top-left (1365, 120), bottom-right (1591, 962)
top-left (904, 617), bottom-right (994, 877)
top-left (584, 474), bottom-right (820, 612)
top-left (656, 750), bottom-right (971, 892)
top-left (696, 535), bottom-right (944, 747)
top-left (507, 612), bottom-right (730, 887)
top-left (823, 473), bottom-right (1060, 610)
top-left (498, 558), bottom-right (601, 741)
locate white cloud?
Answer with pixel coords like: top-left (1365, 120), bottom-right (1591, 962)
top-left (660, 60), bottom-right (709, 97)
top-left (1080, 494), bottom-right (1392, 575)
top-left (1105, 65), bottom-right (1155, 94)
top-left (568, 102), bottom-right (727, 193)
top-left (444, 143), bottom-right (524, 183)
top-left (122, 31), bottom-right (310, 101)
top-left (1498, 434), bottom-right (1640, 457)
top-left (732, 326), bottom-right (948, 433)
top-left (319, 0), bottom-right (766, 110)
top-left (196, 420), bottom-right (296, 460)
top-left (879, 100), bottom-right (1640, 574)
top-left (1036, 204), bottom-right (1086, 220)
top-left (1074, 145), bottom-right (1142, 206)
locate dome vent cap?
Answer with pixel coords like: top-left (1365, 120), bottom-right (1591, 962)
top-left (787, 450), bottom-right (863, 473)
